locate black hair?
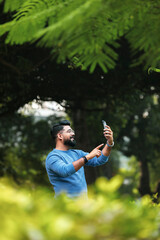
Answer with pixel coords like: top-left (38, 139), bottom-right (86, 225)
top-left (50, 120), bottom-right (71, 141)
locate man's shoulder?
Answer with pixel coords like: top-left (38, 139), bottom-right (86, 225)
top-left (46, 149), bottom-right (63, 167)
top-left (46, 149), bottom-right (59, 160)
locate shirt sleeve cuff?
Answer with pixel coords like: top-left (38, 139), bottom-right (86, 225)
top-left (69, 163), bottom-right (76, 174)
top-left (99, 153), bottom-right (109, 163)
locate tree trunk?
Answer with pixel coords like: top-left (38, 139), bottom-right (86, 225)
top-left (70, 101), bottom-right (98, 184)
top-left (138, 159), bottom-right (152, 196)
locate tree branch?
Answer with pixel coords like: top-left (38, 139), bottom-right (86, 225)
top-left (0, 57), bottom-right (21, 75)
top-left (0, 55), bottom-right (51, 76)
top-left (23, 55), bottom-right (51, 74)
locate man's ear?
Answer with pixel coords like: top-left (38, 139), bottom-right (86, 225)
top-left (57, 133), bottom-right (63, 140)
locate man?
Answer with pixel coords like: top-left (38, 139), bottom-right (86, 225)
top-left (45, 120), bottom-right (114, 198)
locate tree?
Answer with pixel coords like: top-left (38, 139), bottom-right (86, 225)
top-left (117, 92), bottom-right (160, 196)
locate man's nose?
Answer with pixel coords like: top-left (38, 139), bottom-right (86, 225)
top-left (71, 131), bottom-right (75, 136)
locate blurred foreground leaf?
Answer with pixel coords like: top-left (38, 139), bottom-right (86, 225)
top-left (0, 176), bottom-right (160, 240)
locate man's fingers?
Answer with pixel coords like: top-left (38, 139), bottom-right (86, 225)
top-left (104, 129), bottom-right (112, 133)
top-left (96, 143), bottom-right (104, 149)
top-left (105, 125), bottom-right (111, 130)
top-left (96, 150), bottom-right (102, 157)
top-left (104, 134), bottom-right (112, 138)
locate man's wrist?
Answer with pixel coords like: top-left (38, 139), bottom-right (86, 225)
top-left (106, 141), bottom-right (114, 147)
top-left (85, 154), bottom-right (90, 161)
top-left (82, 156), bottom-right (88, 164)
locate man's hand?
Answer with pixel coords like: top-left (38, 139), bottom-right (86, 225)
top-left (86, 143), bottom-right (104, 160)
top-left (103, 125), bottom-right (113, 145)
top-left (73, 143), bottom-right (104, 171)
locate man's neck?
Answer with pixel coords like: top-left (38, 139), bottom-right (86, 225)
top-left (55, 143), bottom-right (70, 151)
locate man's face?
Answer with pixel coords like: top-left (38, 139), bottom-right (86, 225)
top-left (61, 125), bottom-right (76, 147)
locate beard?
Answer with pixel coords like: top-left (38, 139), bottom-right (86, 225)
top-left (64, 137), bottom-right (76, 147)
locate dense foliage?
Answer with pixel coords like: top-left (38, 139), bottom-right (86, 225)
top-left (0, 113), bottom-right (63, 185)
top-left (1, 0), bottom-right (160, 72)
top-left (0, 176), bottom-right (160, 240)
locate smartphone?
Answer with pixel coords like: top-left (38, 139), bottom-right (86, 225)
top-left (102, 120), bottom-right (108, 129)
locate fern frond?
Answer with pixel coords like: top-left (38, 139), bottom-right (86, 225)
top-left (2, 0), bottom-right (159, 73)
top-left (1, 0), bottom-right (120, 72)
top-left (34, 0), bottom-right (121, 72)
top-left (13, 0), bottom-right (57, 20)
top-left (3, 0), bottom-right (27, 13)
top-left (126, 0), bottom-right (160, 69)
top-left (0, 3), bottom-right (64, 44)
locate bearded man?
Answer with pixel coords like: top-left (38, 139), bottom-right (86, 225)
top-left (45, 120), bottom-right (114, 198)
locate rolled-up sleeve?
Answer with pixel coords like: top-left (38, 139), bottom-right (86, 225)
top-left (46, 155), bottom-right (76, 177)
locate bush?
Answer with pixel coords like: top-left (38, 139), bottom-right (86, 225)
top-left (0, 176), bottom-right (160, 240)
